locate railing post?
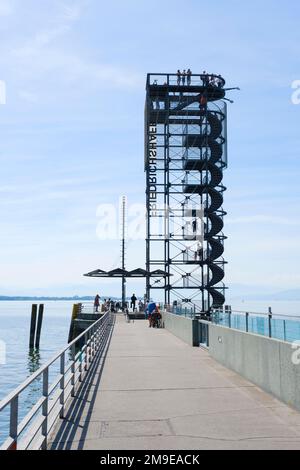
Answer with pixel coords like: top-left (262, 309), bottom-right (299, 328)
top-left (84, 332), bottom-right (89, 371)
top-left (98, 317), bottom-right (102, 343)
top-left (91, 327), bottom-right (95, 359)
top-left (88, 330), bottom-right (92, 364)
top-left (41, 367), bottom-right (49, 450)
top-left (79, 345), bottom-right (83, 383)
top-left (9, 396), bottom-right (18, 450)
top-left (59, 352), bottom-right (65, 419)
top-left (71, 344), bottom-right (76, 398)
top-left (268, 313), bottom-right (272, 338)
top-left (98, 323), bottom-right (103, 352)
top-left (206, 323), bottom-right (209, 348)
top-left (94, 324), bottom-right (98, 354)
top-left (283, 320), bottom-right (287, 342)
top-left (94, 324), bottom-right (99, 351)
top-left (228, 310), bottom-right (232, 328)
top-left (99, 322), bottom-right (103, 349)
top-left (246, 312), bottom-right (249, 332)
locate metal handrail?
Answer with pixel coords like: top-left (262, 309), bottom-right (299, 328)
top-left (197, 309), bottom-right (300, 344)
top-left (165, 303), bottom-right (300, 322)
top-left (211, 309), bottom-right (300, 320)
top-left (0, 311), bottom-right (113, 451)
top-left (147, 73), bottom-right (226, 88)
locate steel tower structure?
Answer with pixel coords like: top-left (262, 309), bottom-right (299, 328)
top-left (145, 72), bottom-right (232, 313)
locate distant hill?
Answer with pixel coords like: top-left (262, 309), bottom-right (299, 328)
top-left (2, 289), bottom-right (300, 302)
top-left (0, 295), bottom-right (131, 301)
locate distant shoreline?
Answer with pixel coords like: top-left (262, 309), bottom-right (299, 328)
top-left (0, 297), bottom-right (94, 301)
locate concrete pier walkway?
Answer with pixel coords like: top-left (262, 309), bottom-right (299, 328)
top-left (50, 315), bottom-right (300, 450)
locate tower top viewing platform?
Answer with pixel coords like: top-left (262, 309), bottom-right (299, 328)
top-left (146, 72), bottom-right (226, 102)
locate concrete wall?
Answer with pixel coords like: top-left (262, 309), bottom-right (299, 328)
top-left (162, 312), bottom-right (199, 347)
top-left (208, 322), bottom-right (300, 411)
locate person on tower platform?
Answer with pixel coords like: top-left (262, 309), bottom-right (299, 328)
top-left (217, 75), bottom-right (223, 88)
top-left (199, 93), bottom-right (208, 112)
top-left (202, 71), bottom-right (209, 86)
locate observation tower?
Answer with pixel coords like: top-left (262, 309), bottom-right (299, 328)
top-left (145, 72), bottom-right (236, 313)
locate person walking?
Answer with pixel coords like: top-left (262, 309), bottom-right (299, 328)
top-left (187, 68), bottom-right (192, 86)
top-left (94, 294), bottom-right (101, 313)
top-left (131, 294), bottom-right (137, 311)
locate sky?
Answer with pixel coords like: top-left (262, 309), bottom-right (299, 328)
top-left (0, 0), bottom-right (300, 297)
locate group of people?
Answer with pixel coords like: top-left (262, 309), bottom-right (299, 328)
top-left (130, 294), bottom-right (145, 312)
top-left (94, 294), bottom-right (146, 314)
top-left (94, 295), bottom-right (123, 313)
top-left (94, 296), bottom-right (122, 313)
top-left (177, 68), bottom-right (193, 86)
top-left (176, 69), bottom-right (224, 88)
top-left (94, 294), bottom-right (162, 328)
top-left (104, 299), bottom-right (122, 313)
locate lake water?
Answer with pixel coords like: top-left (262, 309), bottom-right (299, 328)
top-left (226, 299), bottom-right (300, 317)
top-left (0, 301), bottom-right (74, 445)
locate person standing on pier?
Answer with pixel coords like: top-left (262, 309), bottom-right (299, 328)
top-left (177, 69), bottom-right (181, 85)
top-left (182, 70), bottom-right (186, 85)
top-left (94, 294), bottom-right (101, 313)
top-left (187, 68), bottom-right (192, 86)
top-left (131, 294), bottom-right (137, 311)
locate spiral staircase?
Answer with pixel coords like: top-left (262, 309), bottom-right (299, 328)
top-left (182, 110), bottom-right (227, 309)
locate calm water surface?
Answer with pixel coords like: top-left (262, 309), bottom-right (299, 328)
top-left (0, 301), bottom-right (73, 444)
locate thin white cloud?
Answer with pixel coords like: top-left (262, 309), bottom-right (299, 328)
top-left (20, 1), bottom-right (86, 50)
top-left (61, 2), bottom-right (85, 21)
top-left (10, 0), bottom-right (141, 90)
